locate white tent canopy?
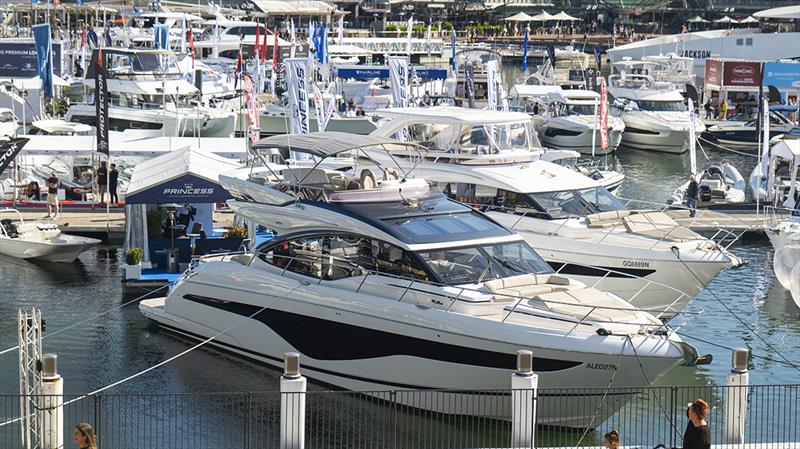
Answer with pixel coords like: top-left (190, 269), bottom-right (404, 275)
top-left (505, 12), bottom-right (535, 22)
top-left (753, 5), bottom-right (800, 20)
top-left (714, 16), bottom-right (734, 23)
top-left (18, 135), bottom-right (248, 159)
top-left (738, 16), bottom-right (760, 24)
top-left (531, 10), bottom-right (554, 21)
top-left (250, 0), bottom-right (336, 16)
top-left (553, 11), bottom-right (581, 21)
top-left (687, 16), bottom-right (709, 23)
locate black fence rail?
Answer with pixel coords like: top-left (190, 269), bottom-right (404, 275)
top-left (0, 384), bottom-right (797, 449)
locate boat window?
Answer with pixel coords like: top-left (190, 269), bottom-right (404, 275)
top-left (0, 111), bottom-right (15, 122)
top-left (636, 101), bottom-right (686, 112)
top-left (384, 212), bottom-right (508, 244)
top-left (528, 187), bottom-right (625, 219)
top-left (418, 241), bottom-right (552, 285)
top-left (264, 236), bottom-right (325, 279)
top-left (563, 104), bottom-right (596, 116)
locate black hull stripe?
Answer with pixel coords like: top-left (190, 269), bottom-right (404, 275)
top-left (546, 262), bottom-right (656, 278)
top-left (181, 294), bottom-right (582, 372)
top-left (157, 322), bottom-right (635, 399)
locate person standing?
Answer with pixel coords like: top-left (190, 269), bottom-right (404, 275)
top-left (704, 100), bottom-right (713, 120)
top-left (683, 399), bottom-right (711, 449)
top-left (72, 423), bottom-right (98, 449)
top-left (46, 171), bottom-right (60, 219)
top-left (97, 161), bottom-right (108, 204)
top-left (109, 163), bottom-right (119, 205)
top-left (719, 99), bottom-right (728, 120)
top-left (686, 175), bottom-right (700, 218)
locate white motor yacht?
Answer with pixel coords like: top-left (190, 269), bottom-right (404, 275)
top-left (668, 161), bottom-right (746, 206)
top-left (749, 139), bottom-right (799, 207)
top-left (509, 85), bottom-right (625, 156)
top-left (140, 133), bottom-right (699, 427)
top-left (371, 106), bottom-right (625, 189)
top-left (66, 49), bottom-right (236, 138)
top-left (361, 147), bottom-right (740, 317)
top-left (608, 65), bottom-right (705, 153)
top-left (706, 109), bottom-right (796, 150)
top-left (0, 209), bottom-right (100, 262)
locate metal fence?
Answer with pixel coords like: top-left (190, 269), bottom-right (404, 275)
top-left (0, 384), bottom-right (798, 449)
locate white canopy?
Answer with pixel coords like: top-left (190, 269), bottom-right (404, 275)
top-left (18, 135), bottom-right (248, 159)
top-left (126, 145), bottom-right (241, 201)
top-left (138, 12), bottom-right (203, 21)
top-left (505, 12), bottom-right (535, 22)
top-left (376, 106), bottom-right (534, 125)
top-left (531, 10), bottom-right (554, 21)
top-left (714, 16), bottom-right (734, 23)
top-left (553, 11), bottom-right (581, 21)
top-left (0, 75), bottom-right (71, 90)
top-left (250, 0), bottom-right (336, 16)
top-left (738, 16), bottom-right (760, 24)
top-left (687, 16), bottom-right (709, 23)
top-left (753, 5), bottom-right (800, 20)
top-left (508, 84), bottom-right (562, 99)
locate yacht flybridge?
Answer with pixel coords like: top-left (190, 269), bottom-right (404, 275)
top-left (362, 145), bottom-right (741, 317)
top-left (66, 49), bottom-right (236, 138)
top-left (140, 133), bottom-right (699, 427)
top-left (608, 62), bottom-right (705, 153)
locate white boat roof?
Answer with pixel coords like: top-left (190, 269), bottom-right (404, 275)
top-left (607, 29), bottom-right (752, 54)
top-left (31, 120), bottom-right (92, 134)
top-left (127, 145), bottom-right (241, 199)
top-left (18, 135), bottom-right (247, 158)
top-left (772, 139), bottom-right (800, 161)
top-left (561, 89), bottom-right (600, 101)
top-left (81, 78), bottom-right (198, 95)
top-left (254, 132), bottom-right (420, 158)
top-left (139, 12), bottom-right (202, 21)
top-left (753, 5), bottom-right (800, 20)
top-left (415, 159), bottom-right (599, 193)
top-left (376, 106), bottom-right (533, 125)
top-left (508, 84), bottom-right (562, 98)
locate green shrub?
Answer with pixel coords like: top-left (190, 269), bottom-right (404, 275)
top-left (126, 247), bottom-right (143, 265)
top-left (146, 208), bottom-right (166, 239)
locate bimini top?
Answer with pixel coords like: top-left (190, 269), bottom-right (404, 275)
top-left (376, 106), bottom-right (534, 125)
top-left (253, 132), bottom-right (422, 159)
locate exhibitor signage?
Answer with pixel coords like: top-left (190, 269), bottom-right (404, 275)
top-left (722, 61), bottom-right (762, 87)
top-left (704, 59), bottom-right (722, 86)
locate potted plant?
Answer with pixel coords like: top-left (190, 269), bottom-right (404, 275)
top-left (124, 247), bottom-right (143, 280)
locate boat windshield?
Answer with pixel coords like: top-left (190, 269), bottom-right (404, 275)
top-left (418, 241), bottom-right (553, 285)
top-left (408, 121), bottom-right (533, 153)
top-left (504, 186), bottom-right (625, 219)
top-left (562, 104), bottom-right (595, 116)
top-left (635, 100), bottom-right (686, 112)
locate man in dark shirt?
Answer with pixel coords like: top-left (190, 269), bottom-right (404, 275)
top-left (685, 175), bottom-right (699, 218)
top-left (46, 172), bottom-right (59, 219)
top-left (97, 161), bottom-right (108, 204)
top-left (109, 163), bottom-right (119, 205)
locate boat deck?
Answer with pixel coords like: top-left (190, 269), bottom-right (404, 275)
top-left (664, 208), bottom-right (791, 236)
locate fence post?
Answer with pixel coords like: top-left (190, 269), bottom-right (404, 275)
top-left (39, 354), bottom-right (62, 449)
top-left (723, 348), bottom-right (749, 445)
top-left (510, 350), bottom-right (537, 449)
top-left (280, 352), bottom-right (306, 449)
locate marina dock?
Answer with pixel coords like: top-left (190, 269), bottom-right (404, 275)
top-left (664, 208), bottom-right (791, 235)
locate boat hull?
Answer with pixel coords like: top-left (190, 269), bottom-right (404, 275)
top-left (0, 235), bottom-right (100, 262)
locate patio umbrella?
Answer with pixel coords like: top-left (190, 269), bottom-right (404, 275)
top-left (505, 12), bottom-right (535, 22)
top-left (687, 16), bottom-right (709, 23)
top-left (531, 10), bottom-right (554, 21)
top-left (714, 16), bottom-right (734, 23)
top-left (553, 11), bottom-right (581, 21)
top-left (738, 16), bottom-right (760, 24)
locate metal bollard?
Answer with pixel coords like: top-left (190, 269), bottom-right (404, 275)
top-left (723, 348), bottom-right (749, 445)
top-left (39, 354), bottom-right (63, 449)
top-left (280, 352), bottom-right (306, 449)
top-left (510, 350), bottom-right (538, 449)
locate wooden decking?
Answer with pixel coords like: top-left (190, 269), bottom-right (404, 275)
top-left (664, 208), bottom-right (790, 236)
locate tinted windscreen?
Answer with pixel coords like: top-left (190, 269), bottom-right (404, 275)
top-left (418, 241), bottom-right (552, 285)
top-left (384, 212), bottom-right (509, 244)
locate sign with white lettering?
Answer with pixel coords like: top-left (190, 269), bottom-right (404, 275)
top-left (124, 174), bottom-right (232, 204)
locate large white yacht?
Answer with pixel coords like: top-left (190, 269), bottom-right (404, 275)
top-left (140, 133), bottom-right (699, 427)
top-left (608, 63), bottom-right (705, 153)
top-left (66, 49), bottom-right (236, 138)
top-left (360, 144), bottom-right (740, 317)
top-left (509, 86), bottom-right (625, 155)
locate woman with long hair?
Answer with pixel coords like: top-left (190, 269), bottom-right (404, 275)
top-left (683, 399), bottom-right (711, 449)
top-left (73, 423), bottom-right (97, 449)
top-left (603, 429), bottom-right (620, 449)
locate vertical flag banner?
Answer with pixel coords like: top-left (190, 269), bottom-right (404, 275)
top-left (271, 28), bottom-right (279, 95)
top-left (80, 25), bottom-right (87, 72)
top-left (465, 64), bottom-right (475, 109)
top-left (0, 138), bottom-right (30, 177)
top-left (406, 16), bottom-right (413, 55)
top-left (337, 15), bottom-right (344, 45)
top-left (426, 23), bottom-right (432, 56)
top-left (688, 98), bottom-right (697, 175)
top-left (285, 58), bottom-right (310, 136)
top-left (290, 19), bottom-right (296, 58)
top-left (593, 46), bottom-right (602, 71)
top-left (181, 17), bottom-right (187, 54)
top-left (103, 28), bottom-right (112, 47)
top-left (388, 56), bottom-right (409, 108)
top-left (213, 20), bottom-right (220, 59)
top-left (599, 77), bottom-right (609, 150)
top-left (154, 24), bottom-right (169, 50)
top-left (761, 96), bottom-right (770, 163)
top-left (450, 29), bottom-right (456, 73)
top-left (95, 49), bottom-right (110, 155)
top-left (310, 84), bottom-right (328, 131)
top-left (33, 23), bottom-right (53, 100)
top-left (187, 28), bottom-right (195, 68)
top-left (486, 60), bottom-right (498, 111)
top-left (522, 25), bottom-right (529, 73)
top-left (243, 75), bottom-right (259, 144)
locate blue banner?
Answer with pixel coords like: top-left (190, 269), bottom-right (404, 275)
top-left (762, 62), bottom-right (800, 90)
top-left (522, 27), bottom-right (529, 73)
top-left (546, 45), bottom-right (556, 70)
top-left (334, 65), bottom-right (447, 80)
top-left (32, 23), bottom-right (53, 100)
top-left (451, 29), bottom-right (456, 73)
top-left (0, 41), bottom-right (64, 78)
top-left (154, 24), bottom-right (169, 50)
top-left (125, 173), bottom-right (232, 205)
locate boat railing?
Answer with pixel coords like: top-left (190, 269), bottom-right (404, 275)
top-left (191, 250), bottom-right (698, 336)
